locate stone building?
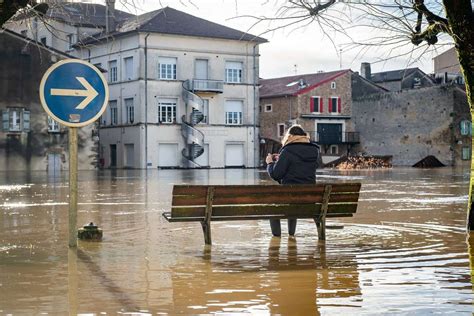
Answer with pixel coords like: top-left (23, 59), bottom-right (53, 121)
top-left (75, 7), bottom-right (266, 169)
top-left (352, 85), bottom-right (470, 166)
top-left (433, 47), bottom-right (464, 85)
top-left (259, 70), bottom-right (384, 162)
top-left (0, 29), bottom-right (97, 171)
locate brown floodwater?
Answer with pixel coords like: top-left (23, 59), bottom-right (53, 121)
top-left (0, 167), bottom-right (473, 315)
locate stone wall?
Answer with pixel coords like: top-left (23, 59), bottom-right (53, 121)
top-left (353, 85), bottom-right (469, 166)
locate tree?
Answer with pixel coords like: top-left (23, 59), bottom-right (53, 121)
top-left (246, 0), bottom-right (474, 229)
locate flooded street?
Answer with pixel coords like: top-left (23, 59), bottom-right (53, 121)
top-left (1, 168), bottom-right (473, 315)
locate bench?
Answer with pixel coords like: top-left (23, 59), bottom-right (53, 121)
top-left (162, 183), bottom-right (361, 245)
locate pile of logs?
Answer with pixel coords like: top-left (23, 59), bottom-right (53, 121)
top-left (326, 155), bottom-right (392, 169)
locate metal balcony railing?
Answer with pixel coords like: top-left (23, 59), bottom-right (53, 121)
top-left (308, 132), bottom-right (360, 144)
top-left (191, 79), bottom-right (224, 93)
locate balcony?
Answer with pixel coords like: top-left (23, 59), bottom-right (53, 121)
top-left (309, 132), bottom-right (360, 145)
top-left (190, 79), bottom-right (224, 93)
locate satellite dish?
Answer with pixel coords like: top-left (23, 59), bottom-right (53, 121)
top-left (286, 80), bottom-right (299, 87)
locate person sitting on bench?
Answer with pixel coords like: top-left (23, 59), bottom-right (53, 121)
top-left (265, 125), bottom-right (321, 237)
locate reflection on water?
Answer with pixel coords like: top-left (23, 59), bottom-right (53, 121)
top-left (0, 168), bottom-right (473, 314)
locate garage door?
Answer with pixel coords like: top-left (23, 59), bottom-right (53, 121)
top-left (225, 143), bottom-right (244, 167)
top-left (194, 144), bottom-right (209, 167)
top-left (158, 143), bottom-right (179, 167)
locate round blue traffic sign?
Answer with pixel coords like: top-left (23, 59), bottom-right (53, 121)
top-left (39, 59), bottom-right (109, 127)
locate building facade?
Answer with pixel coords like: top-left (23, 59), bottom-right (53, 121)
top-left (76, 7), bottom-right (266, 169)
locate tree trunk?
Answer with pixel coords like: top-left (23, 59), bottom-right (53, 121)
top-left (443, 0), bottom-right (474, 229)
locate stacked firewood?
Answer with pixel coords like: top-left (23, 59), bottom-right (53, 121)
top-left (331, 156), bottom-right (392, 169)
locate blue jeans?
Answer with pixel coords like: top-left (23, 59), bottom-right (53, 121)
top-left (270, 219), bottom-right (297, 236)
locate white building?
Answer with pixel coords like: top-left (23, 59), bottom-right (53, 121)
top-left (76, 7), bottom-right (266, 169)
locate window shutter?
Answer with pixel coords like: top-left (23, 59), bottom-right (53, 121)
top-left (310, 97), bottom-right (315, 112)
top-left (23, 110), bottom-right (30, 131)
top-left (2, 110), bottom-right (9, 131)
top-left (319, 98), bottom-right (323, 113)
top-left (338, 97), bottom-right (341, 113)
top-left (328, 98), bottom-right (332, 113)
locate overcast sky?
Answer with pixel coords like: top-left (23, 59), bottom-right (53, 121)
top-left (114, 0), bottom-right (453, 79)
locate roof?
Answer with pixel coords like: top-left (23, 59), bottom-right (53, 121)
top-left (259, 70), bottom-right (350, 98)
top-left (371, 68), bottom-right (427, 83)
top-left (82, 6), bottom-right (267, 45)
top-left (13, 3), bottom-right (133, 28)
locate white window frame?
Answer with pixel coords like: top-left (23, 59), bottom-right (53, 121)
top-left (264, 104), bottom-right (273, 112)
top-left (123, 56), bottom-right (134, 81)
top-left (225, 100), bottom-right (243, 125)
top-left (67, 34), bottom-right (75, 50)
top-left (47, 116), bottom-right (60, 132)
top-left (225, 61), bottom-right (243, 83)
top-left (109, 60), bottom-right (118, 83)
top-left (109, 100), bottom-right (118, 125)
top-left (124, 98), bottom-right (134, 124)
top-left (460, 120), bottom-right (471, 136)
top-left (330, 81), bottom-right (336, 89)
top-left (158, 57), bottom-right (177, 80)
top-left (462, 147), bottom-right (471, 160)
top-left (2, 108), bottom-right (29, 132)
top-left (9, 108), bottom-right (22, 131)
top-left (277, 123), bottom-right (285, 137)
top-left (312, 96), bottom-right (321, 113)
top-left (158, 98), bottom-right (177, 124)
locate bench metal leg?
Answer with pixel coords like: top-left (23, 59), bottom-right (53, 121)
top-left (314, 218), bottom-right (326, 240)
top-left (315, 185), bottom-right (332, 241)
top-left (201, 187), bottom-right (215, 245)
top-left (201, 222), bottom-right (212, 245)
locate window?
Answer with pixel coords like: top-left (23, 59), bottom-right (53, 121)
top-left (47, 116), bottom-right (60, 132)
top-left (20, 30), bottom-right (27, 37)
top-left (330, 145), bottom-right (338, 155)
top-left (460, 120), bottom-right (471, 136)
top-left (2, 108), bottom-right (29, 132)
top-left (40, 37), bottom-right (47, 45)
top-left (123, 57), bottom-right (133, 81)
top-left (225, 61), bottom-right (243, 83)
top-left (277, 123), bottom-right (285, 137)
top-left (329, 97), bottom-right (341, 113)
top-left (109, 60), bottom-right (118, 83)
top-left (225, 100), bottom-right (243, 125)
top-left (158, 57), bottom-right (177, 80)
top-left (125, 98), bottom-right (134, 124)
top-left (310, 96), bottom-right (320, 113)
top-left (93, 63), bottom-right (102, 70)
top-left (158, 98), bottom-right (177, 123)
top-left (265, 104), bottom-right (272, 112)
top-left (67, 34), bottom-right (75, 49)
top-left (462, 147), bottom-right (471, 160)
top-left (331, 81), bottom-right (336, 89)
top-left (109, 100), bottom-right (118, 125)
top-left (199, 99), bottom-right (209, 124)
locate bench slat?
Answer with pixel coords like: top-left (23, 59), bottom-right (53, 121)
top-left (171, 203), bottom-right (358, 218)
top-left (172, 192), bottom-right (360, 206)
top-left (172, 183), bottom-right (361, 196)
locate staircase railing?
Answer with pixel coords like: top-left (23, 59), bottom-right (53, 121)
top-left (181, 80), bottom-right (205, 167)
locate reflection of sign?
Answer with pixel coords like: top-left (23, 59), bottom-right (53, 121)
top-left (39, 59), bottom-right (109, 127)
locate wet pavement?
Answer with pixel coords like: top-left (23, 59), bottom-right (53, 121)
top-left (0, 167), bottom-right (473, 314)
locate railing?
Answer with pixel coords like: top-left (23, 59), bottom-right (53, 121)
top-left (191, 79), bottom-right (224, 93)
top-left (308, 132), bottom-right (360, 144)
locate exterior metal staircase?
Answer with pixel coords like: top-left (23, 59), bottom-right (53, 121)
top-left (181, 80), bottom-right (205, 167)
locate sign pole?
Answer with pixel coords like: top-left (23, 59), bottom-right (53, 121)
top-left (69, 127), bottom-right (78, 248)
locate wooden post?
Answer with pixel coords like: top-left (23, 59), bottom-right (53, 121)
top-left (69, 127), bottom-right (78, 248)
top-left (201, 186), bottom-right (215, 245)
top-left (316, 185), bottom-right (332, 240)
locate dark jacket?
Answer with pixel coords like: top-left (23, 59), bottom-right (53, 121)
top-left (267, 142), bottom-right (320, 184)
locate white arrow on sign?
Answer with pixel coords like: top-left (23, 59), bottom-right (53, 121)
top-left (50, 77), bottom-right (99, 110)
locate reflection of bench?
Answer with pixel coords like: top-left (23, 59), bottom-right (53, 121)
top-left (162, 183), bottom-right (362, 245)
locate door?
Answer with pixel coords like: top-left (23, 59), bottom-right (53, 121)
top-left (110, 144), bottom-right (117, 168)
top-left (195, 59), bottom-right (208, 79)
top-left (194, 144), bottom-right (209, 166)
top-left (225, 144), bottom-right (244, 167)
top-left (47, 153), bottom-right (61, 175)
top-left (124, 144), bottom-right (134, 168)
top-left (158, 143), bottom-right (179, 167)
top-left (317, 123), bottom-right (342, 144)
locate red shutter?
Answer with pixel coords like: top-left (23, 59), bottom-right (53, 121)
top-left (310, 97), bottom-right (315, 112)
top-left (319, 98), bottom-right (323, 113)
top-left (338, 97), bottom-right (341, 113)
top-left (328, 98), bottom-right (332, 113)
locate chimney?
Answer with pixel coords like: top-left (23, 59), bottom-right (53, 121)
top-left (360, 62), bottom-right (371, 80)
top-left (106, 0), bottom-right (116, 33)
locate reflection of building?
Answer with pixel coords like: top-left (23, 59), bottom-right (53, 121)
top-left (75, 7), bottom-right (266, 169)
top-left (259, 70), bottom-right (384, 163)
top-left (0, 29), bottom-right (97, 171)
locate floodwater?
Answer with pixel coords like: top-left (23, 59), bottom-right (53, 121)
top-left (1, 167), bottom-right (473, 315)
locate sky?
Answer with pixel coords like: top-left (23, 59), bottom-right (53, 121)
top-left (111, 0), bottom-right (454, 79)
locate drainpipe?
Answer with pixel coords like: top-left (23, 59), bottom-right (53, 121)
top-left (144, 33), bottom-right (150, 169)
top-left (253, 43), bottom-right (258, 168)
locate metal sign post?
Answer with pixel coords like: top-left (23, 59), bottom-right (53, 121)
top-left (39, 59), bottom-right (109, 248)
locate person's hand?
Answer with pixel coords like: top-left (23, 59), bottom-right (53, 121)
top-left (266, 153), bottom-right (274, 164)
top-left (272, 154), bottom-right (280, 161)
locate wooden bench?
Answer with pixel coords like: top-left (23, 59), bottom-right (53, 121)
top-left (162, 183), bottom-right (361, 245)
